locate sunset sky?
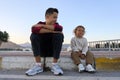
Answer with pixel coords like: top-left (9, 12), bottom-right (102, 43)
top-left (0, 0), bottom-right (120, 44)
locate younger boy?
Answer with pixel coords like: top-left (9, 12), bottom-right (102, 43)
top-left (25, 8), bottom-right (64, 76)
top-left (71, 25), bottom-right (95, 73)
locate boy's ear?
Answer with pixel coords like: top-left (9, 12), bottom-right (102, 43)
top-left (45, 15), bottom-right (49, 19)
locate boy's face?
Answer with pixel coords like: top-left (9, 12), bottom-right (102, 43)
top-left (75, 27), bottom-right (85, 38)
top-left (45, 12), bottom-right (58, 24)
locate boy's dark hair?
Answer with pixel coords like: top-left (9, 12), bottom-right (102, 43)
top-left (45, 8), bottom-right (59, 16)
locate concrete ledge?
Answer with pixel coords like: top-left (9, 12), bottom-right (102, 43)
top-left (1, 56), bottom-right (120, 71)
top-left (1, 56), bottom-right (77, 70)
top-left (0, 51), bottom-right (120, 71)
top-left (0, 56), bottom-right (2, 69)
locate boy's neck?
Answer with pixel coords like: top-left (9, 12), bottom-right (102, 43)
top-left (76, 36), bottom-right (83, 38)
top-left (46, 21), bottom-right (54, 25)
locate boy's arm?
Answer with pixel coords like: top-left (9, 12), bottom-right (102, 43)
top-left (39, 23), bottom-right (62, 32)
top-left (43, 23), bottom-right (63, 32)
top-left (71, 38), bottom-right (79, 52)
top-left (31, 21), bottom-right (63, 34)
top-left (32, 25), bottom-right (62, 34)
top-left (39, 28), bottom-right (62, 33)
top-left (82, 39), bottom-right (88, 55)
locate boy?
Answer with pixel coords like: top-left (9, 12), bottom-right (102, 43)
top-left (71, 25), bottom-right (95, 73)
top-left (25, 8), bottom-right (64, 76)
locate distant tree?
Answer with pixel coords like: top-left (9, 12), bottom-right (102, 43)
top-left (0, 31), bottom-right (9, 46)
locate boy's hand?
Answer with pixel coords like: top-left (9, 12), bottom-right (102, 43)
top-left (78, 52), bottom-right (86, 59)
top-left (81, 54), bottom-right (86, 59)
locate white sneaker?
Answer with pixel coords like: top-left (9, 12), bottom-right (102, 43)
top-left (25, 65), bottom-right (43, 76)
top-left (86, 64), bottom-right (96, 73)
top-left (78, 64), bottom-right (85, 72)
top-left (51, 64), bottom-right (63, 75)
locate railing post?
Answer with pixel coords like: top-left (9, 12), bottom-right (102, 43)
top-left (108, 40), bottom-right (111, 51)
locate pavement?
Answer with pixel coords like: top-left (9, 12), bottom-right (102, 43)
top-left (0, 69), bottom-right (120, 80)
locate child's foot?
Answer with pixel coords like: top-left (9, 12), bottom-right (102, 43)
top-left (86, 64), bottom-right (96, 73)
top-left (25, 65), bottom-right (43, 76)
top-left (78, 64), bottom-right (85, 72)
top-left (51, 64), bottom-right (63, 75)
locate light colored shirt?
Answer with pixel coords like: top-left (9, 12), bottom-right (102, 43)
top-left (71, 37), bottom-right (88, 55)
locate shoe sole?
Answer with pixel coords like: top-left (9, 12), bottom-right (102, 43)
top-left (85, 70), bottom-right (96, 73)
top-left (25, 70), bottom-right (43, 76)
top-left (79, 70), bottom-right (85, 73)
top-left (51, 70), bottom-right (63, 76)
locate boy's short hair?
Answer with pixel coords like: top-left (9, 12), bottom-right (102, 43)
top-left (45, 8), bottom-right (59, 16)
top-left (74, 25), bottom-right (85, 34)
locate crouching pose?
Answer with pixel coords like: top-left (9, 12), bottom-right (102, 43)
top-left (26, 8), bottom-right (64, 76)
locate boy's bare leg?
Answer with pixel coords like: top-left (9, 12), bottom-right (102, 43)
top-left (53, 58), bottom-right (58, 63)
top-left (35, 56), bottom-right (41, 62)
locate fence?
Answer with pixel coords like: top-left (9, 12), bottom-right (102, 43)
top-left (88, 39), bottom-right (120, 51)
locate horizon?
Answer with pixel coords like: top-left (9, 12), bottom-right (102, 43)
top-left (0, 0), bottom-right (120, 44)
top-left (9, 38), bottom-right (120, 45)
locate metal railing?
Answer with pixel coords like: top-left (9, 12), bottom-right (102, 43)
top-left (88, 39), bottom-right (120, 51)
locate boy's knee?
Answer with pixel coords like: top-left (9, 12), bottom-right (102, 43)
top-left (54, 33), bottom-right (63, 37)
top-left (86, 51), bottom-right (94, 57)
top-left (53, 33), bottom-right (64, 42)
top-left (30, 33), bottom-right (39, 41)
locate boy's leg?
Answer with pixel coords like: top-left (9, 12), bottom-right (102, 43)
top-left (85, 51), bottom-right (96, 72)
top-left (71, 52), bottom-right (81, 65)
top-left (51, 33), bottom-right (64, 75)
top-left (30, 33), bottom-right (41, 62)
top-left (35, 56), bottom-right (41, 63)
top-left (52, 33), bottom-right (64, 62)
top-left (25, 33), bottom-right (43, 76)
top-left (86, 51), bottom-right (94, 64)
top-left (71, 51), bottom-right (85, 72)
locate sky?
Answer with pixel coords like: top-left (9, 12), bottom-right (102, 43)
top-left (0, 0), bottom-right (120, 44)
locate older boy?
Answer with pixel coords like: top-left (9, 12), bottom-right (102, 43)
top-left (25, 8), bottom-right (64, 76)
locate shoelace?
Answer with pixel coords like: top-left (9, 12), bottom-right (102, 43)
top-left (31, 65), bottom-right (40, 71)
top-left (79, 65), bottom-right (84, 69)
top-left (54, 65), bottom-right (61, 70)
top-left (87, 65), bottom-right (93, 70)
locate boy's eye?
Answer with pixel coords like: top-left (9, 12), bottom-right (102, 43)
top-left (78, 30), bottom-right (84, 33)
top-left (54, 16), bottom-right (57, 18)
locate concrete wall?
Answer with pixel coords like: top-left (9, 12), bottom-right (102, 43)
top-left (0, 56), bottom-right (2, 69)
top-left (0, 51), bottom-right (120, 71)
top-left (1, 56), bottom-right (77, 70)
